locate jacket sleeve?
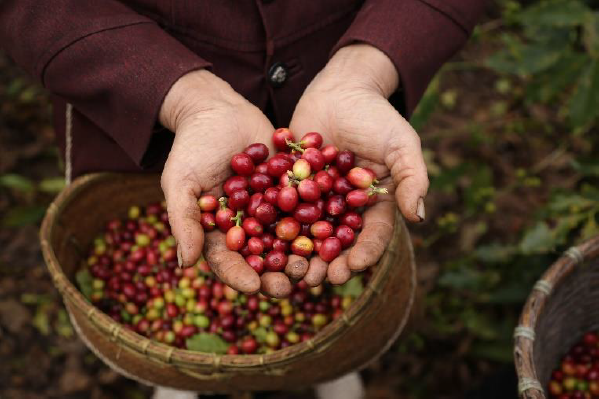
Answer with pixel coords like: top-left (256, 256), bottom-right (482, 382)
top-left (332, 0), bottom-right (486, 115)
top-left (0, 0), bottom-right (210, 166)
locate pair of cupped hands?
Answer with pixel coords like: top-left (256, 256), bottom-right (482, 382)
top-left (159, 44), bottom-right (428, 297)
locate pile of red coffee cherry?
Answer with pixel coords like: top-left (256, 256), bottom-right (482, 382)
top-left (197, 128), bottom-right (386, 275)
top-left (78, 201), bottom-right (366, 353)
top-left (548, 331), bottom-right (599, 398)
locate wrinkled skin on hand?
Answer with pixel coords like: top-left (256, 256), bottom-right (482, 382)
top-left (158, 43), bottom-right (429, 295)
top-left (289, 44), bottom-right (429, 286)
top-left (159, 69), bottom-right (281, 295)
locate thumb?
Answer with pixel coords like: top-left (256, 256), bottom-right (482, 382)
top-left (161, 171), bottom-right (204, 267)
top-left (385, 116), bottom-right (429, 223)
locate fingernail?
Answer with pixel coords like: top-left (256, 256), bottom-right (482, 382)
top-left (177, 245), bottom-right (183, 268)
top-left (416, 197), bottom-right (426, 222)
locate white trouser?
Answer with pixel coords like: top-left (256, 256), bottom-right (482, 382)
top-left (152, 371), bottom-right (365, 399)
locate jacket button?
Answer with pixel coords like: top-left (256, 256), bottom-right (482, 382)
top-left (268, 62), bottom-right (288, 88)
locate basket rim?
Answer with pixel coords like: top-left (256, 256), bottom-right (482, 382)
top-left (40, 172), bottom-right (416, 373)
top-left (514, 235), bottom-right (599, 398)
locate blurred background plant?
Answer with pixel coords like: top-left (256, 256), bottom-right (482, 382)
top-left (0, 1), bottom-right (598, 398)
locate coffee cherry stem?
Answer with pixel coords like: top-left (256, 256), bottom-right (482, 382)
top-left (219, 197), bottom-right (228, 210)
top-left (368, 186), bottom-right (388, 195)
top-left (286, 171), bottom-right (300, 186)
top-left (230, 210), bottom-right (244, 227)
top-left (285, 139), bottom-right (305, 153)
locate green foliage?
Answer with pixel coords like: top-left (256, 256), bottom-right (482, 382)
top-left (186, 333), bottom-right (229, 354)
top-left (519, 0), bottom-right (590, 26)
top-left (0, 173), bottom-right (65, 195)
top-left (410, 76), bottom-right (440, 131)
top-left (2, 206), bottom-right (47, 227)
top-left (0, 174), bottom-right (66, 226)
top-left (0, 174), bottom-right (35, 193)
top-left (75, 269), bottom-right (93, 301)
top-left (487, 0), bottom-right (599, 132)
top-left (333, 275), bottom-right (364, 298)
top-left (568, 60), bottom-right (599, 128)
top-left (412, 14), bottom-right (599, 368)
top-left (252, 326), bottom-right (268, 343)
top-left (38, 177), bottom-right (66, 194)
top-left (572, 158), bottom-right (599, 176)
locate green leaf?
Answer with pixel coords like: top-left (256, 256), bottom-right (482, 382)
top-left (19, 87), bottom-right (38, 103)
top-left (429, 163), bottom-right (470, 193)
top-left (485, 35), bottom-right (525, 75)
top-left (580, 183), bottom-right (599, 200)
top-left (2, 205), bottom-right (46, 227)
top-left (519, 222), bottom-right (555, 254)
top-left (410, 76), bottom-right (439, 131)
top-left (438, 268), bottom-right (484, 290)
top-left (38, 177), bottom-right (66, 193)
top-left (518, 0), bottom-right (590, 27)
top-left (572, 158), bottom-right (599, 176)
top-left (522, 24), bottom-right (574, 47)
top-left (525, 52), bottom-right (587, 104)
top-left (333, 276), bottom-right (364, 298)
top-left (581, 215), bottom-right (599, 240)
top-left (0, 174), bottom-right (35, 193)
top-left (568, 60), bottom-right (599, 129)
top-left (55, 309), bottom-right (74, 338)
top-left (473, 243), bottom-right (516, 263)
top-left (552, 213), bottom-right (589, 244)
top-left (548, 193), bottom-right (596, 213)
top-left (462, 309), bottom-right (498, 340)
top-left (75, 269), bottom-right (94, 300)
top-left (422, 149), bottom-right (441, 177)
top-left (32, 304), bottom-right (51, 336)
top-left (186, 333), bottom-right (229, 354)
top-left (583, 12), bottom-right (599, 57)
top-left (5, 79), bottom-right (25, 97)
top-left (252, 326), bottom-right (268, 343)
top-left (487, 38), bottom-right (565, 77)
top-left (516, 44), bottom-right (565, 76)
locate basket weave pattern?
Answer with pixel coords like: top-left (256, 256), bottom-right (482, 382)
top-left (515, 236), bottom-right (599, 398)
top-left (40, 173), bottom-right (417, 392)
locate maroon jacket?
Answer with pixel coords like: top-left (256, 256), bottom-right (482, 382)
top-left (0, 1), bottom-right (484, 180)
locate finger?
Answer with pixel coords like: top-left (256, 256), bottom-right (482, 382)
top-left (288, 109), bottom-right (332, 143)
top-left (161, 174), bottom-right (204, 267)
top-left (204, 231), bottom-right (261, 294)
top-left (245, 109), bottom-right (277, 158)
top-left (303, 256), bottom-right (329, 287)
top-left (327, 251), bottom-right (351, 285)
top-left (354, 159), bottom-right (389, 181)
top-left (261, 272), bottom-right (292, 298)
top-left (285, 254), bottom-right (309, 281)
top-left (348, 199), bottom-right (395, 272)
top-left (385, 118), bottom-right (429, 223)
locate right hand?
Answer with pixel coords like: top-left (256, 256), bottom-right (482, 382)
top-left (159, 69), bottom-right (276, 295)
top-left (289, 44), bottom-right (428, 286)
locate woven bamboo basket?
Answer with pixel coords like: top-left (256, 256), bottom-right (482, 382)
top-left (514, 236), bottom-right (599, 398)
top-left (39, 173), bottom-right (416, 392)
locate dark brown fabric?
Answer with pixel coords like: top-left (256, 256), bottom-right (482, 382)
top-left (0, 0), bottom-right (486, 178)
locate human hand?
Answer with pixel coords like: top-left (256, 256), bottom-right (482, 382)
top-left (289, 44), bottom-right (429, 285)
top-left (159, 69), bottom-right (275, 294)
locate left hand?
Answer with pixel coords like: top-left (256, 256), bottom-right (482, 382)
top-left (289, 44), bottom-right (429, 285)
